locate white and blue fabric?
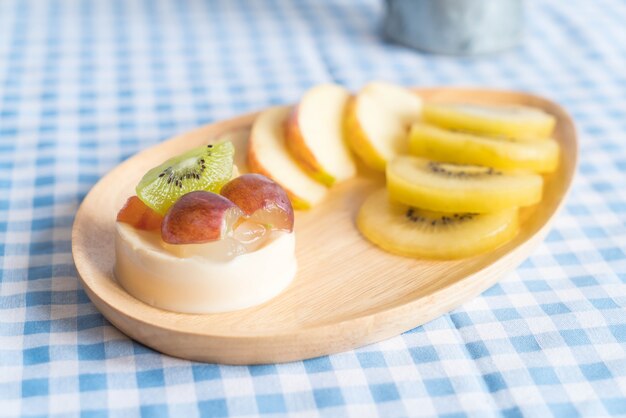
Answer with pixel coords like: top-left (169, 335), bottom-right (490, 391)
top-left (1, 0), bottom-right (625, 417)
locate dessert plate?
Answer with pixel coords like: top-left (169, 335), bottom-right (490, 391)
top-left (72, 88), bottom-right (577, 364)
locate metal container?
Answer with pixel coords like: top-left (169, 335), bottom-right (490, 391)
top-left (383, 0), bottom-right (524, 55)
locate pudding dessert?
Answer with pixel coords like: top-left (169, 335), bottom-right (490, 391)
top-left (114, 141), bottom-right (296, 314)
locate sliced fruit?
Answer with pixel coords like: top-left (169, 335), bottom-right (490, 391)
top-left (386, 156), bottom-right (543, 213)
top-left (136, 141), bottom-right (235, 215)
top-left (357, 189), bottom-right (519, 259)
top-left (116, 196), bottom-right (163, 230)
top-left (220, 174), bottom-right (294, 232)
top-left (161, 191), bottom-right (243, 244)
top-left (422, 103), bottom-right (556, 138)
top-left (285, 83), bottom-right (356, 186)
top-left (162, 219), bottom-right (277, 259)
top-left (248, 106), bottom-right (327, 210)
top-left (409, 122), bottom-right (560, 173)
top-left (345, 81), bottom-right (422, 171)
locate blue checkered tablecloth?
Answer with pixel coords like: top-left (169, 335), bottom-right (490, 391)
top-left (1, 0), bottom-right (625, 416)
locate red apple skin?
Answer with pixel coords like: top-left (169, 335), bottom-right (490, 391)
top-left (161, 191), bottom-right (242, 244)
top-left (117, 196), bottom-right (163, 230)
top-left (284, 106), bottom-right (324, 177)
top-left (220, 174), bottom-right (294, 232)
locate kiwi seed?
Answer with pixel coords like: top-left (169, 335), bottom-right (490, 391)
top-left (427, 161), bottom-right (502, 178)
top-left (406, 207), bottom-right (476, 226)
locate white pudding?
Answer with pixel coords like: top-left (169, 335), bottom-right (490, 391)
top-left (114, 223), bottom-right (297, 314)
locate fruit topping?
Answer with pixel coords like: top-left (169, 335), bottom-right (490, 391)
top-left (116, 196), bottom-right (164, 230)
top-left (220, 174), bottom-right (294, 232)
top-left (409, 122), bottom-right (560, 173)
top-left (386, 156), bottom-right (543, 213)
top-left (136, 141), bottom-right (235, 215)
top-left (422, 103), bottom-right (556, 139)
top-left (357, 189), bottom-right (519, 259)
top-left (161, 191), bottom-right (243, 244)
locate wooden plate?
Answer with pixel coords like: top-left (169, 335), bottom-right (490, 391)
top-left (72, 88), bottom-right (577, 364)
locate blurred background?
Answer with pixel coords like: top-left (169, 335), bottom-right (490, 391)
top-left (1, 0), bottom-right (622, 169)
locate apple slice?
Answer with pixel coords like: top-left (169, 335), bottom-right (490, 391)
top-left (345, 81), bottom-right (422, 171)
top-left (161, 191), bottom-right (243, 244)
top-left (248, 106), bottom-right (327, 210)
top-left (285, 83), bottom-right (356, 186)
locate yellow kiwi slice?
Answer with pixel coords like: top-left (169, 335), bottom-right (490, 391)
top-left (357, 189), bottom-right (519, 259)
top-left (386, 156), bottom-right (543, 213)
top-left (409, 122), bottom-right (560, 173)
top-left (422, 103), bottom-right (556, 139)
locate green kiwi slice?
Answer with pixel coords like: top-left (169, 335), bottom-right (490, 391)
top-left (136, 141), bottom-right (235, 215)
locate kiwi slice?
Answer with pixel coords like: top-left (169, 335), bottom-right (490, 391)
top-left (409, 122), bottom-right (560, 173)
top-left (386, 156), bottom-right (543, 213)
top-left (357, 189), bottom-right (519, 259)
top-left (422, 103), bottom-right (556, 139)
top-left (136, 141), bottom-right (235, 215)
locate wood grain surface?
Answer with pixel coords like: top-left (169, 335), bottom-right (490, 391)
top-left (71, 88), bottom-right (578, 364)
